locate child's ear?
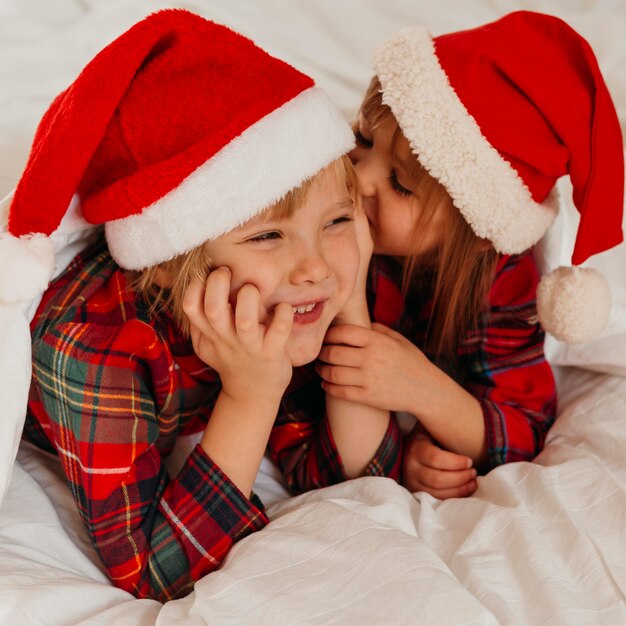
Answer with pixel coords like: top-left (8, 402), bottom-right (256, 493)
top-left (153, 267), bottom-right (173, 288)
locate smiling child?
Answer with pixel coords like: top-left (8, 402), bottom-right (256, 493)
top-left (1, 10), bottom-right (401, 601)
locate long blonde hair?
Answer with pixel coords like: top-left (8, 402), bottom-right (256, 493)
top-left (129, 155), bottom-right (359, 336)
top-left (362, 77), bottom-right (498, 361)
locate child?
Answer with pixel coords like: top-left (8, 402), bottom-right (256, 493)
top-left (0, 10), bottom-right (400, 601)
top-left (317, 11), bottom-right (623, 498)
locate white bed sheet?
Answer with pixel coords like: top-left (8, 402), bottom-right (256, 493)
top-left (2, 368), bottom-right (626, 625)
top-left (1, 1), bottom-right (626, 624)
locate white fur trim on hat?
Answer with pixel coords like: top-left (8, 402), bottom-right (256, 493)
top-left (537, 266), bottom-right (611, 343)
top-left (373, 27), bottom-right (557, 254)
top-left (105, 87), bottom-right (354, 269)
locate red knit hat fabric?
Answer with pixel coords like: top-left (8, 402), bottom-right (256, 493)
top-left (0, 9), bottom-right (354, 302)
top-left (373, 11), bottom-right (624, 342)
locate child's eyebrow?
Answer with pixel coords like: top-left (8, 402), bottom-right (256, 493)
top-left (328, 198), bottom-right (355, 210)
top-left (235, 197), bottom-right (354, 233)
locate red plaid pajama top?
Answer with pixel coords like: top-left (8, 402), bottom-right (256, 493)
top-left (367, 251), bottom-right (557, 469)
top-left (24, 238), bottom-right (401, 601)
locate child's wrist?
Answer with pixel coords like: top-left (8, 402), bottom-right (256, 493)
top-left (404, 360), bottom-right (442, 420)
top-left (220, 381), bottom-right (284, 412)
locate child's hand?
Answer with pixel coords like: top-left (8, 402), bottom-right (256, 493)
top-left (403, 424), bottom-right (477, 499)
top-left (183, 267), bottom-right (294, 404)
top-left (333, 210), bottom-right (373, 327)
top-left (317, 321), bottom-right (430, 413)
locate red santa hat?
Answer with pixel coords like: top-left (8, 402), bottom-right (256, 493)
top-left (373, 11), bottom-right (624, 343)
top-left (0, 9), bottom-right (354, 304)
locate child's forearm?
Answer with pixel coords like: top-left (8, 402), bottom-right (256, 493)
top-left (200, 390), bottom-right (281, 497)
top-left (408, 365), bottom-right (488, 467)
top-left (325, 308), bottom-right (391, 478)
top-left (326, 395), bottom-right (391, 477)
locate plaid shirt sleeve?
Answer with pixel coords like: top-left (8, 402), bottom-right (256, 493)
top-left (267, 365), bottom-right (402, 494)
top-left (461, 252), bottom-right (557, 469)
top-left (28, 263), bottom-right (268, 601)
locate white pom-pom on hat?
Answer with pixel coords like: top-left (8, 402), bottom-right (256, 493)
top-left (0, 233), bottom-right (55, 306)
top-left (536, 266), bottom-right (611, 344)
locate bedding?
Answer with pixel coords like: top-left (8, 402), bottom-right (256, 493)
top-left (1, 1), bottom-right (625, 624)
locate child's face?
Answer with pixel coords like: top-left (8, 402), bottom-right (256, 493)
top-left (350, 112), bottom-right (446, 257)
top-left (204, 171), bottom-right (360, 367)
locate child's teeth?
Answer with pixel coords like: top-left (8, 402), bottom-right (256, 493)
top-left (294, 303), bottom-right (315, 314)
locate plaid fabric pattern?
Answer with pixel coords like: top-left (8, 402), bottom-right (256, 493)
top-left (25, 238), bottom-right (400, 601)
top-left (368, 251), bottom-right (557, 469)
top-left (270, 379), bottom-right (401, 493)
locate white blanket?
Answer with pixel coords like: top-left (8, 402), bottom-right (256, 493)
top-left (1, 1), bottom-right (625, 624)
top-left (2, 369), bottom-right (626, 624)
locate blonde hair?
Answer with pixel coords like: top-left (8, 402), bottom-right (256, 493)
top-left (362, 76), bottom-right (498, 361)
top-left (129, 155), bottom-right (359, 336)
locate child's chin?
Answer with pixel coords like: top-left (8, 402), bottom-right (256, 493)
top-left (288, 342), bottom-right (322, 368)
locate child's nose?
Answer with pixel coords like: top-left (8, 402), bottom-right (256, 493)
top-left (289, 244), bottom-right (330, 285)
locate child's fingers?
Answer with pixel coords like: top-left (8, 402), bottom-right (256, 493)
top-left (183, 276), bottom-right (214, 335)
top-left (411, 434), bottom-right (474, 471)
top-left (188, 322), bottom-right (203, 354)
top-left (371, 322), bottom-right (403, 339)
top-left (234, 283), bottom-right (262, 341)
top-left (316, 363), bottom-right (361, 387)
top-left (202, 267), bottom-right (235, 336)
top-left (414, 464), bottom-right (477, 492)
top-left (264, 302), bottom-right (294, 351)
top-left (410, 480), bottom-right (478, 500)
top-left (182, 276), bottom-right (204, 319)
top-left (317, 344), bottom-right (362, 367)
top-left (319, 381), bottom-right (364, 404)
top-left (422, 446), bottom-right (474, 472)
top-left (324, 323), bottom-right (371, 347)
top-left (188, 322), bottom-right (217, 364)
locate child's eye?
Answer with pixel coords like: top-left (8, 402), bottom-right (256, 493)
top-left (354, 129), bottom-right (373, 148)
top-left (326, 215), bottom-right (353, 229)
top-left (389, 170), bottom-right (412, 197)
top-left (248, 231), bottom-right (281, 243)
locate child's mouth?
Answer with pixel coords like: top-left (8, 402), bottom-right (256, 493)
top-left (292, 301), bottom-right (324, 325)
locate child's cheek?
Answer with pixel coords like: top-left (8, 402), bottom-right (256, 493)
top-left (225, 274), bottom-right (253, 307)
top-left (337, 232), bottom-right (362, 297)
